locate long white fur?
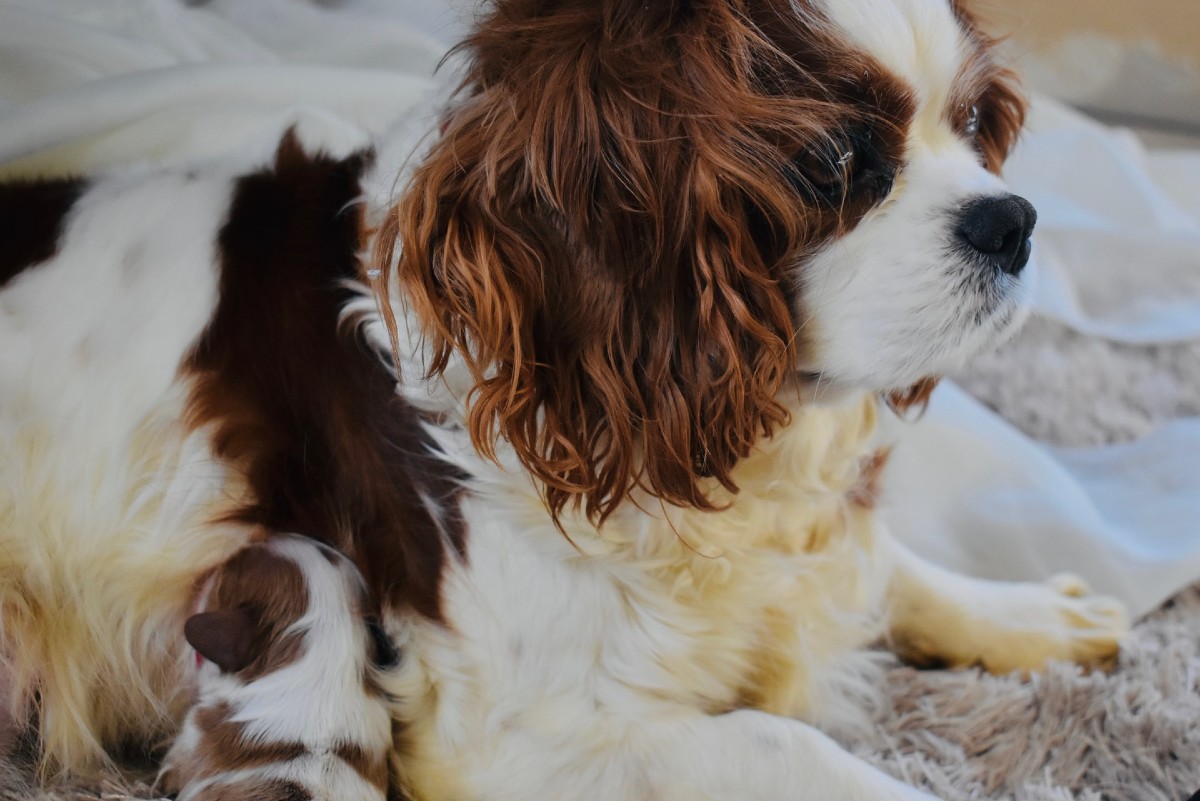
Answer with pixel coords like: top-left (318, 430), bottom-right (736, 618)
top-left (0, 1), bottom-right (1128, 799)
top-left (0, 165), bottom-right (250, 771)
top-left (383, 397), bottom-right (936, 801)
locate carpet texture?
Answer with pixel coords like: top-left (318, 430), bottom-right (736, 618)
top-left (3, 320), bottom-right (1198, 800)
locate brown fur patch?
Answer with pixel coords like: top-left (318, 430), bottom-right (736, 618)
top-left (334, 741), bottom-right (388, 790)
top-left (886, 377), bottom-right (941, 418)
top-left (193, 545), bottom-right (310, 681)
top-left (193, 704), bottom-right (308, 770)
top-left (197, 778), bottom-right (313, 801)
top-left (945, 1), bottom-right (1027, 173)
top-left (0, 177), bottom-right (86, 288)
top-left (159, 701), bottom-right (309, 795)
top-left (185, 131), bottom-right (466, 620)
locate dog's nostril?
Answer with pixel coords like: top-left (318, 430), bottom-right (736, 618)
top-left (955, 194), bottom-right (1037, 276)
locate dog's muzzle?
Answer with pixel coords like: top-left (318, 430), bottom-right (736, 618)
top-left (955, 193), bottom-right (1038, 276)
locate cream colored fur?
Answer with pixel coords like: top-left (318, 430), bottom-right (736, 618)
top-left (383, 395), bottom-right (896, 800)
top-left (0, 167), bottom-right (257, 776)
top-left (380, 393), bottom-right (1126, 801)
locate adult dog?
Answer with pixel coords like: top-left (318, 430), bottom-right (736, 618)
top-left (0, 0), bottom-right (1129, 799)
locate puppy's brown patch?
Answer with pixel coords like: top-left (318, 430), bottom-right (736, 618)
top-left (160, 702), bottom-right (308, 795)
top-left (198, 778), bottom-right (313, 801)
top-left (194, 703), bottom-right (309, 771)
top-left (334, 741), bottom-right (388, 791)
top-left (187, 545), bottom-right (309, 681)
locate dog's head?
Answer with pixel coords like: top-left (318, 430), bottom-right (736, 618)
top-left (378, 0), bottom-right (1031, 522)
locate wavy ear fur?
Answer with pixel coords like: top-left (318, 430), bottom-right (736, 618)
top-left (373, 0), bottom-right (860, 524)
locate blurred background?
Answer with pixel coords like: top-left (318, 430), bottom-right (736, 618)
top-left (981, 0), bottom-right (1200, 145)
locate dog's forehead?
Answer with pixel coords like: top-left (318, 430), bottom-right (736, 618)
top-left (810, 0), bottom-right (971, 108)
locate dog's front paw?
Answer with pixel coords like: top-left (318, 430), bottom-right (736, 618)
top-left (956, 574), bottom-right (1129, 674)
top-left (1017, 573), bottom-right (1129, 670)
top-left (891, 570), bottom-right (1130, 675)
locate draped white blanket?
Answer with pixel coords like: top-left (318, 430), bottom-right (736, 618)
top-left (2, 0), bottom-right (1197, 617)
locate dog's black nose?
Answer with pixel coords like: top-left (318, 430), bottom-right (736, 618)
top-left (955, 194), bottom-right (1037, 276)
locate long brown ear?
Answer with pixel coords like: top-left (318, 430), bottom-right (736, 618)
top-left (375, 0), bottom-right (826, 524)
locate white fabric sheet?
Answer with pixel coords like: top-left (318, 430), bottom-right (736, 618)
top-left (1, 0), bottom-right (1197, 617)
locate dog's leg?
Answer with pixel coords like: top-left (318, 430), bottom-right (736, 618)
top-left (434, 707), bottom-right (941, 801)
top-left (884, 535), bottom-right (1129, 673)
top-left (159, 535), bottom-right (393, 801)
top-left (629, 709), bottom-right (940, 801)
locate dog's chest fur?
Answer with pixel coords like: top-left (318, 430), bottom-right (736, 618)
top-left (389, 397), bottom-right (889, 798)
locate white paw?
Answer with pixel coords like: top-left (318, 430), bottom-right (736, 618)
top-left (967, 575), bottom-right (1130, 674)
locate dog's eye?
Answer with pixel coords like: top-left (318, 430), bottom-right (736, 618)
top-left (792, 146), bottom-right (854, 200)
top-left (790, 126), bottom-right (894, 204)
top-left (963, 104), bottom-right (980, 137)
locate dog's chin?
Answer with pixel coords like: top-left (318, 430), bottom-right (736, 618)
top-left (971, 261), bottom-right (1037, 355)
top-left (796, 269), bottom-right (1036, 408)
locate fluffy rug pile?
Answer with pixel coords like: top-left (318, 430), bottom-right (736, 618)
top-left (4, 316), bottom-right (1197, 801)
top-left (866, 318), bottom-right (1200, 801)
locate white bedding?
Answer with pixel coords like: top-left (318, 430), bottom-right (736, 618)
top-left (2, 0), bottom-right (1197, 617)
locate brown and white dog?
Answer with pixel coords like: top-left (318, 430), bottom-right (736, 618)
top-left (0, 1), bottom-right (1130, 799)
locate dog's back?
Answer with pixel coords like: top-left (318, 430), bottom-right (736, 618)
top-left (0, 163), bottom-right (251, 770)
top-left (0, 133), bottom-right (450, 780)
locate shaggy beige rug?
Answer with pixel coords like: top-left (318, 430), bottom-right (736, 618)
top-left (874, 317), bottom-right (1200, 801)
top-left (4, 316), bottom-right (1198, 801)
